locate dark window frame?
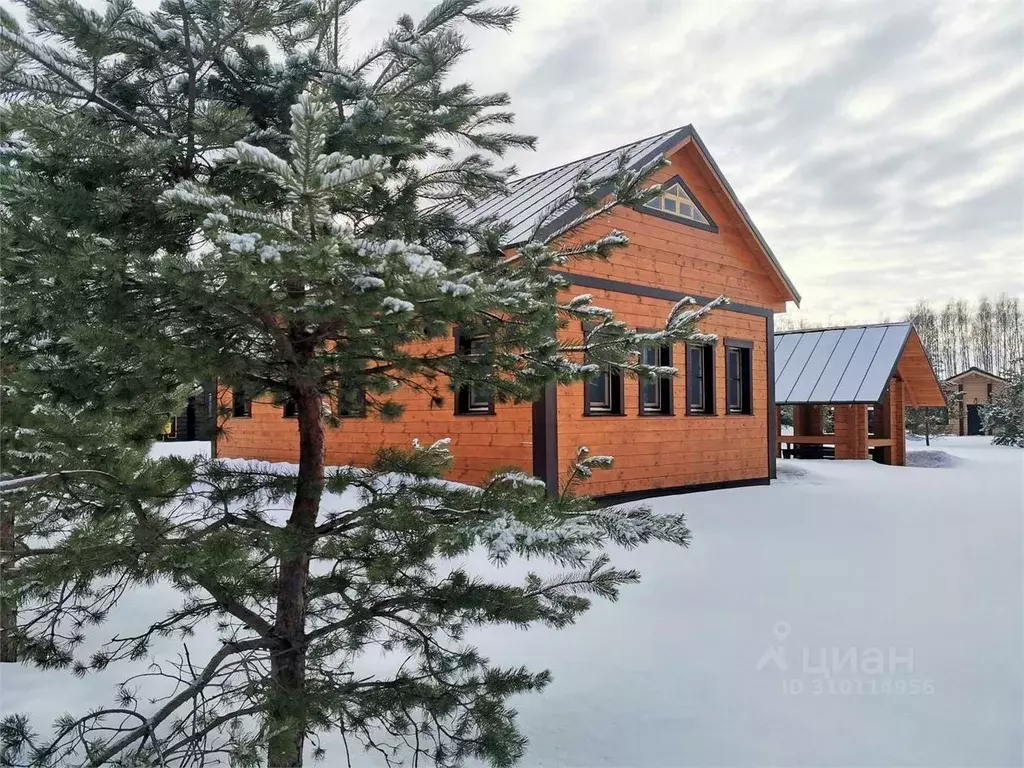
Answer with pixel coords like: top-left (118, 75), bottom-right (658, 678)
top-left (454, 329), bottom-right (495, 416)
top-left (283, 398), bottom-right (298, 418)
top-left (584, 365), bottom-right (625, 416)
top-left (582, 322), bottom-right (625, 416)
top-left (638, 340), bottom-right (674, 416)
top-left (231, 387), bottom-right (252, 418)
top-left (725, 339), bottom-right (754, 416)
top-left (637, 174), bottom-right (719, 234)
top-left (337, 383), bottom-right (368, 418)
top-left (685, 342), bottom-right (716, 416)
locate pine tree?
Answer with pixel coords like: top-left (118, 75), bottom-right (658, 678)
top-left (1, 2), bottom-right (722, 765)
top-left (986, 362), bottom-right (1023, 447)
top-left (904, 381), bottom-right (958, 444)
top-left (0, 96), bottom-right (196, 663)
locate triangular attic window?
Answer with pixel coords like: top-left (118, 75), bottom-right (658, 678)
top-left (644, 181), bottom-right (710, 226)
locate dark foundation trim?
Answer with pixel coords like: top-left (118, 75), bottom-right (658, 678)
top-left (594, 476), bottom-right (771, 506)
top-left (549, 271), bottom-right (774, 318)
top-left (532, 383), bottom-right (559, 497)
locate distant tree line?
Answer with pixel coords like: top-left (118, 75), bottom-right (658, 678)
top-left (907, 295), bottom-right (1023, 378)
top-left (777, 295), bottom-right (1023, 380)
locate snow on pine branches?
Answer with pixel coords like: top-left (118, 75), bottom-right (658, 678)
top-left (1, 1), bottom-right (720, 766)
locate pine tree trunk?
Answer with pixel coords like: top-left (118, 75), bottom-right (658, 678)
top-left (268, 388), bottom-right (324, 767)
top-left (0, 505), bottom-right (16, 663)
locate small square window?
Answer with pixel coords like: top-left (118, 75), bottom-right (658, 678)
top-left (725, 344), bottom-right (753, 415)
top-left (283, 398), bottom-right (297, 418)
top-left (663, 198), bottom-right (677, 212)
top-left (686, 344), bottom-right (715, 415)
top-left (338, 384), bottom-right (367, 418)
top-left (232, 387), bottom-right (251, 418)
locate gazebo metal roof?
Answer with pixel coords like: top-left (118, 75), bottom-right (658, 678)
top-left (774, 323), bottom-right (945, 406)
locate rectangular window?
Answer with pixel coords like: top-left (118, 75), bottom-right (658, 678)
top-left (231, 387), bottom-right (251, 418)
top-left (585, 366), bottom-right (624, 415)
top-left (455, 333), bottom-right (494, 415)
top-left (582, 322), bottom-right (624, 416)
top-left (686, 343), bottom-right (715, 415)
top-left (640, 343), bottom-right (673, 415)
top-left (725, 343), bottom-right (753, 415)
top-left (338, 384), bottom-right (367, 418)
top-left (283, 398), bottom-right (297, 418)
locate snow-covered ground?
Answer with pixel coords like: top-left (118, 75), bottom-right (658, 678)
top-left (2, 437), bottom-right (1021, 766)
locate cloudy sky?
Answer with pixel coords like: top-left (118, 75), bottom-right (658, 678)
top-left (346, 0), bottom-right (1023, 322)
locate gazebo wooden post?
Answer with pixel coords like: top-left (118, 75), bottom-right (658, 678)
top-left (887, 377), bottom-right (906, 466)
top-left (791, 404), bottom-right (823, 458)
top-left (833, 404), bottom-right (869, 460)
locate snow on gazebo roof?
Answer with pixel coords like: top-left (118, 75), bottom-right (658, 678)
top-left (774, 322), bottom-right (945, 407)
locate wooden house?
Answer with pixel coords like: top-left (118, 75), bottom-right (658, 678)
top-left (945, 367), bottom-right (1007, 435)
top-left (215, 125), bottom-right (801, 502)
top-left (774, 323), bottom-right (946, 465)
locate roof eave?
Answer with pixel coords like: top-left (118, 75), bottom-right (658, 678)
top-left (945, 367), bottom-right (1008, 383)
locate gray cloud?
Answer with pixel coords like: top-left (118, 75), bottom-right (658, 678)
top-left (266, 0), bottom-right (1024, 321)
top-left (345, 0), bottom-right (1024, 321)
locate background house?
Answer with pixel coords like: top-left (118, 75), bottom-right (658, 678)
top-left (215, 125), bottom-right (801, 501)
top-left (945, 367), bottom-right (1008, 435)
top-left (161, 382), bottom-right (216, 442)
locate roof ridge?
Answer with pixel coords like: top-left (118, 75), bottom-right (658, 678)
top-left (776, 321), bottom-right (911, 336)
top-left (945, 366), bottom-right (1007, 381)
top-left (505, 124), bottom-right (691, 188)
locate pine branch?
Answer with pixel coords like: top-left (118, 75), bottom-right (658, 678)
top-left (84, 638), bottom-right (268, 767)
top-left (0, 26), bottom-right (162, 138)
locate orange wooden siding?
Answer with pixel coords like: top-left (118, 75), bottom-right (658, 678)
top-left (555, 291), bottom-right (769, 497)
top-left (215, 335), bottom-right (535, 486)
top-left (559, 142), bottom-right (790, 311)
top-left (215, 139), bottom-right (787, 496)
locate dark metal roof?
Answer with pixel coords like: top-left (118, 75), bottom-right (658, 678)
top-left (446, 124), bottom-right (801, 305)
top-left (774, 323), bottom-right (914, 405)
top-left (446, 126), bottom-right (688, 244)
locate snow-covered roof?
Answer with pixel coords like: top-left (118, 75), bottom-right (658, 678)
top-left (945, 366), bottom-right (1007, 383)
top-left (774, 322), bottom-right (943, 405)
top-left (446, 124), bottom-right (800, 305)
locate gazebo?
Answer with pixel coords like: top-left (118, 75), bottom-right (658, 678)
top-left (774, 323), bottom-right (945, 466)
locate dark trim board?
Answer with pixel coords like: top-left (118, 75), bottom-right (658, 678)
top-left (531, 383), bottom-right (559, 497)
top-left (594, 476), bottom-right (771, 506)
top-left (548, 271), bottom-right (775, 318)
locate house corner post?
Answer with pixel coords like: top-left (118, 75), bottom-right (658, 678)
top-left (532, 383), bottom-right (559, 497)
